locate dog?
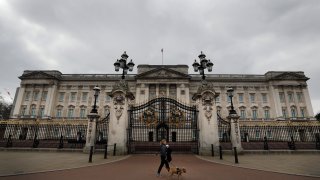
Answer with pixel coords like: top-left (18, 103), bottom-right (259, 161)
top-left (168, 167), bottom-right (186, 179)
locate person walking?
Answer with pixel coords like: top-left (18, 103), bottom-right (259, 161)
top-left (157, 139), bottom-right (170, 176)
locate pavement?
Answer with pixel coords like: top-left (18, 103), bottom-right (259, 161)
top-left (0, 150), bottom-right (319, 180)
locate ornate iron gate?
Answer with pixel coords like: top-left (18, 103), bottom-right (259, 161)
top-left (128, 97), bottom-right (199, 154)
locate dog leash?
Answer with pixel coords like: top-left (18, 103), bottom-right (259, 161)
top-left (169, 161), bottom-right (177, 168)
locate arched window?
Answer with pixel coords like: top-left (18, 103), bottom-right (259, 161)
top-left (20, 106), bottom-right (27, 116)
top-left (291, 106), bottom-right (297, 118)
top-left (56, 106), bottom-right (63, 118)
top-left (30, 104), bottom-right (36, 116)
top-left (251, 106), bottom-right (258, 120)
top-left (282, 107), bottom-right (287, 118)
top-left (80, 106), bottom-right (87, 119)
top-left (263, 106), bottom-right (270, 119)
top-left (68, 106), bottom-right (75, 118)
top-left (39, 106), bottom-right (45, 118)
top-left (239, 106), bottom-right (246, 119)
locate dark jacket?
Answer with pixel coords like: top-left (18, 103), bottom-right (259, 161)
top-left (166, 147), bottom-right (172, 162)
top-left (160, 144), bottom-right (167, 157)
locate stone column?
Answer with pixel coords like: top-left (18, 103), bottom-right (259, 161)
top-left (44, 82), bottom-right (58, 118)
top-left (83, 113), bottom-right (100, 153)
top-left (12, 86), bottom-right (25, 118)
top-left (270, 85), bottom-right (282, 118)
top-left (227, 113), bottom-right (243, 152)
top-left (193, 82), bottom-right (219, 155)
top-left (108, 80), bottom-right (135, 155)
top-left (302, 87), bottom-right (314, 117)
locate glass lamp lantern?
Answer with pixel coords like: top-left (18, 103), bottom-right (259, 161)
top-left (192, 60), bottom-right (200, 72)
top-left (128, 59), bottom-right (135, 71)
top-left (114, 60), bottom-right (120, 72)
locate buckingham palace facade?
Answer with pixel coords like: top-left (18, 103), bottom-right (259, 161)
top-left (11, 64), bottom-right (314, 121)
top-left (2, 63), bottom-right (319, 153)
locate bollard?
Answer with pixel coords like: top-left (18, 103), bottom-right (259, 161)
top-left (234, 147), bottom-right (239, 164)
top-left (32, 134), bottom-right (39, 148)
top-left (219, 145), bottom-right (223, 160)
top-left (316, 133), bottom-right (320, 150)
top-left (58, 135), bottom-right (64, 149)
top-left (263, 136), bottom-right (269, 150)
top-left (211, 144), bottom-right (214, 157)
top-left (113, 143), bottom-right (117, 156)
top-left (89, 146), bottom-right (94, 163)
top-left (104, 144), bottom-right (108, 159)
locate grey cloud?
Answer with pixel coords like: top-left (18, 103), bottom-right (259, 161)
top-left (1, 0), bottom-right (320, 113)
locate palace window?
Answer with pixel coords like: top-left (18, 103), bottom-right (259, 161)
top-left (70, 92), bottom-right (77, 102)
top-left (30, 105), bottom-right (36, 116)
top-left (227, 94), bottom-right (231, 103)
top-left (82, 92), bottom-right (88, 102)
top-left (297, 92), bottom-right (303, 102)
top-left (68, 106), bottom-right (74, 118)
top-left (250, 94), bottom-right (255, 103)
top-left (80, 107), bottom-right (86, 119)
top-left (33, 91), bottom-right (39, 101)
top-left (238, 93), bottom-right (244, 103)
top-left (20, 106), bottom-right (27, 116)
top-left (169, 84), bottom-right (177, 98)
top-left (300, 108), bottom-right (306, 118)
top-left (39, 106), bottom-right (45, 117)
top-left (288, 93), bottom-right (294, 103)
top-left (291, 107), bottom-right (297, 118)
top-left (56, 108), bottom-right (62, 118)
top-left (149, 84), bottom-right (156, 99)
top-left (264, 109), bottom-right (270, 119)
top-left (262, 94), bottom-right (268, 103)
top-left (59, 92), bottom-right (65, 102)
top-left (279, 92), bottom-right (285, 103)
top-left (25, 91), bottom-right (30, 101)
top-left (252, 109), bottom-right (258, 119)
top-left (282, 108), bottom-right (287, 118)
top-left (240, 110), bottom-right (246, 119)
top-left (41, 91), bottom-right (48, 101)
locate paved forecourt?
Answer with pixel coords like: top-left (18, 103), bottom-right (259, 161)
top-left (0, 151), bottom-right (319, 180)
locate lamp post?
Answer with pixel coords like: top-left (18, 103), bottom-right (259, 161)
top-left (226, 87), bottom-right (242, 156)
top-left (114, 51), bottom-right (135, 79)
top-left (192, 51), bottom-right (214, 80)
top-left (87, 85), bottom-right (101, 163)
top-left (227, 87), bottom-right (237, 115)
top-left (91, 86), bottom-right (101, 113)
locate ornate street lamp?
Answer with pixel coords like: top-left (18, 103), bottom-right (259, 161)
top-left (90, 85), bottom-right (101, 114)
top-left (227, 87), bottom-right (237, 115)
top-left (192, 51), bottom-right (214, 80)
top-left (114, 51), bottom-right (135, 79)
top-left (87, 85), bottom-right (101, 163)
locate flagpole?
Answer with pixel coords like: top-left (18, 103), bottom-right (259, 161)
top-left (161, 48), bottom-right (163, 65)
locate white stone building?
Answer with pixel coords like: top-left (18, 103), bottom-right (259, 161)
top-left (11, 65), bottom-right (314, 121)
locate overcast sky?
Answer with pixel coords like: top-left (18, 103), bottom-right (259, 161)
top-left (0, 0), bottom-right (319, 114)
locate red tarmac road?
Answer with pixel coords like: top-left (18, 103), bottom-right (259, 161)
top-left (1, 154), bottom-right (317, 180)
